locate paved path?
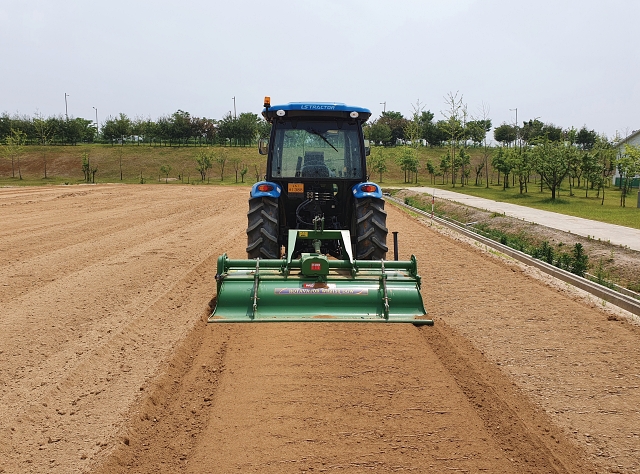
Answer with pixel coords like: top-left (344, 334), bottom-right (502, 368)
top-left (406, 187), bottom-right (640, 252)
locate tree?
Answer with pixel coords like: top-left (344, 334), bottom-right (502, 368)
top-left (439, 152), bottom-right (451, 184)
top-left (505, 146), bottom-right (531, 194)
top-left (189, 116), bottom-right (206, 146)
top-left (426, 159), bottom-right (436, 184)
top-left (534, 139), bottom-right (571, 200)
top-left (217, 112), bottom-right (237, 146)
top-left (377, 111), bottom-right (408, 144)
top-left (366, 122), bottom-right (392, 145)
top-left (231, 158), bottom-right (242, 183)
top-left (617, 144), bottom-right (640, 207)
top-left (3, 129), bottom-right (26, 179)
top-left (492, 147), bottom-right (512, 188)
top-left (440, 91), bottom-right (466, 186)
top-left (493, 123), bottom-right (517, 146)
top-left (592, 135), bottom-right (616, 204)
top-left (575, 126), bottom-right (597, 151)
top-left (33, 114), bottom-right (53, 178)
top-left (257, 119), bottom-right (270, 139)
top-left (0, 113), bottom-right (11, 140)
top-left (474, 103), bottom-right (492, 188)
top-left (81, 152), bottom-right (97, 183)
top-left (216, 152), bottom-right (227, 181)
top-left (566, 144), bottom-right (582, 195)
top-left (240, 164), bottom-right (248, 183)
top-left (404, 100), bottom-right (424, 146)
top-left (581, 151), bottom-right (599, 197)
top-left (235, 112), bottom-right (260, 146)
top-left (465, 120), bottom-right (488, 146)
top-left (521, 119), bottom-right (545, 143)
top-left (195, 150), bottom-right (213, 181)
top-left (423, 118), bottom-right (448, 146)
top-left (64, 117), bottom-right (95, 144)
top-left (398, 147), bottom-right (419, 183)
top-left (155, 116), bottom-right (172, 145)
top-left (402, 100), bottom-right (424, 183)
top-left (542, 123), bottom-right (563, 142)
top-left (102, 113), bottom-right (132, 144)
top-left (159, 164), bottom-right (172, 183)
top-left (169, 110), bottom-right (192, 145)
top-left (200, 117), bottom-right (218, 144)
top-left (458, 147), bottom-right (470, 186)
top-left (369, 147), bottom-right (388, 182)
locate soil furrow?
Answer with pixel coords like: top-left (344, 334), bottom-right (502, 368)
top-left (1, 185), bottom-right (637, 474)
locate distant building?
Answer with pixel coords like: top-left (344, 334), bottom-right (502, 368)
top-left (612, 129), bottom-right (640, 188)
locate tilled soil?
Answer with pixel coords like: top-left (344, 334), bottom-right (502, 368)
top-left (0, 184), bottom-right (639, 473)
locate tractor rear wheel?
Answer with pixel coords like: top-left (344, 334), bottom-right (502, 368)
top-left (246, 196), bottom-right (279, 259)
top-left (354, 197), bottom-right (388, 260)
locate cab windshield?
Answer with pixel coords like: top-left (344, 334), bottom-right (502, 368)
top-left (270, 121), bottom-right (363, 179)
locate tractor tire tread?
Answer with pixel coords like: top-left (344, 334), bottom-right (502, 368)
top-left (354, 197), bottom-right (388, 260)
top-left (246, 197), bottom-right (279, 259)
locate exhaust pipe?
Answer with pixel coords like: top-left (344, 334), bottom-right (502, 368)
top-left (393, 231), bottom-right (399, 261)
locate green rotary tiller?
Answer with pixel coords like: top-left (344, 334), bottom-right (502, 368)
top-left (210, 224), bottom-right (432, 325)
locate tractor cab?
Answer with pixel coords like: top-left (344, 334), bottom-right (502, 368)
top-left (257, 99), bottom-right (378, 258)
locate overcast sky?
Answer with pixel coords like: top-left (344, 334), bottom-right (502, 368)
top-left (1, 0), bottom-right (638, 138)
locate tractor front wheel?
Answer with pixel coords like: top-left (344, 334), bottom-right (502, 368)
top-left (354, 197), bottom-right (388, 260)
top-left (246, 196), bottom-right (279, 259)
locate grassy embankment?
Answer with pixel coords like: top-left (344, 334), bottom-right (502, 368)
top-left (1, 143), bottom-right (638, 228)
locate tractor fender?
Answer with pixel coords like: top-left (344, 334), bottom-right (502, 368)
top-left (250, 181), bottom-right (282, 199)
top-left (351, 182), bottom-right (383, 199)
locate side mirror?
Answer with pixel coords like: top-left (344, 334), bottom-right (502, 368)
top-left (364, 139), bottom-right (370, 156)
top-left (258, 138), bottom-right (269, 155)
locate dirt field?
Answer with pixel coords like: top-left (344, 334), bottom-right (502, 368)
top-left (1, 184), bottom-right (639, 474)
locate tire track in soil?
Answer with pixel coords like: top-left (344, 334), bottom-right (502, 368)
top-left (90, 320), bottom-right (599, 474)
top-left (419, 321), bottom-right (597, 473)
top-left (88, 307), bottom-right (231, 474)
top-left (389, 202), bottom-right (640, 473)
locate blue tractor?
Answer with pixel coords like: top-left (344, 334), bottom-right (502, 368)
top-left (247, 98), bottom-right (388, 260)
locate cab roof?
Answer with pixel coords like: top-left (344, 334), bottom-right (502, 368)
top-left (262, 102), bottom-right (372, 123)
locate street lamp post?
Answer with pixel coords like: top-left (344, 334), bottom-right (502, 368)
top-left (510, 107), bottom-right (519, 149)
top-left (380, 101), bottom-right (386, 113)
top-left (93, 107), bottom-right (98, 136)
top-left (232, 96), bottom-right (236, 119)
top-left (64, 93), bottom-right (69, 121)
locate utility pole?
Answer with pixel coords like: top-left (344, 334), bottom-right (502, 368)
top-left (380, 101), bottom-right (386, 113)
top-left (65, 93), bottom-right (70, 121)
top-left (232, 96), bottom-right (236, 119)
top-left (93, 106), bottom-right (98, 135)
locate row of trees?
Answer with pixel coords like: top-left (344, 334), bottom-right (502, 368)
top-left (0, 113), bottom-right (96, 145)
top-left (365, 93), bottom-right (638, 206)
top-left (364, 109), bottom-right (491, 148)
top-left (0, 110), bottom-right (271, 147)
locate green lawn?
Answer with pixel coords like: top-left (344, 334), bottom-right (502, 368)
top-left (415, 182), bottom-right (640, 229)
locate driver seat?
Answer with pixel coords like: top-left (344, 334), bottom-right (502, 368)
top-left (301, 151), bottom-right (330, 178)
